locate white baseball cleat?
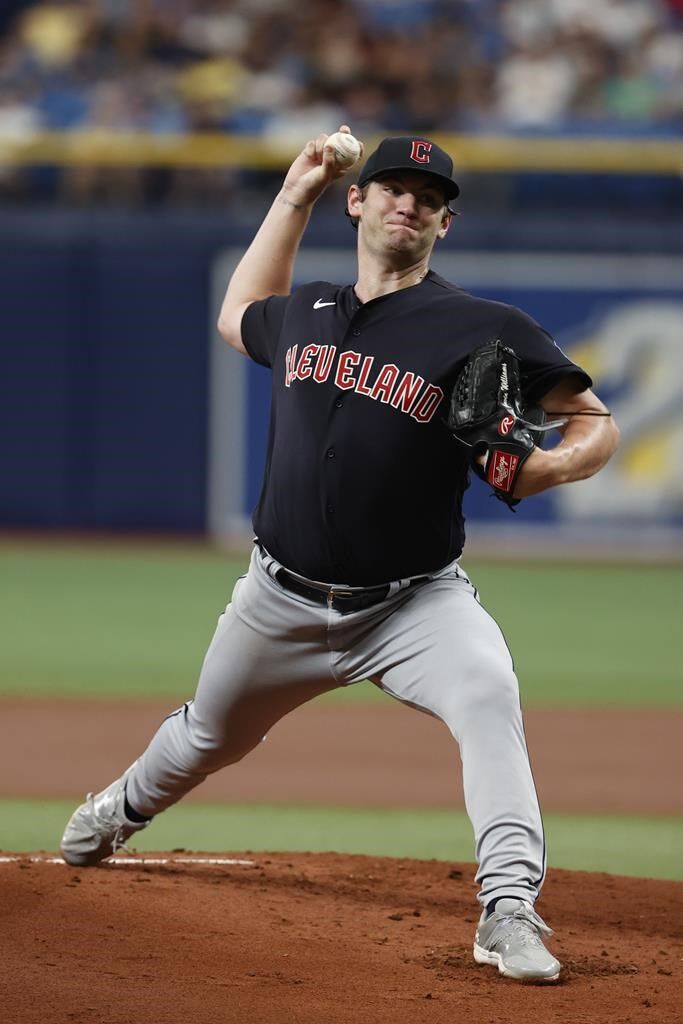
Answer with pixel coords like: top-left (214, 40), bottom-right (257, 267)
top-left (60, 766), bottom-right (150, 866)
top-left (473, 898), bottom-right (561, 982)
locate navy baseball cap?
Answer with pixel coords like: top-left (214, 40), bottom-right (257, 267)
top-left (357, 136), bottom-right (460, 203)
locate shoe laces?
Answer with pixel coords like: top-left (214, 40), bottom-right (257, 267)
top-left (111, 827), bottom-right (133, 856)
top-left (496, 903), bottom-right (553, 947)
top-left (85, 791), bottom-right (131, 851)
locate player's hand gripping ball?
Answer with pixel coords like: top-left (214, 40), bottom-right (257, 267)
top-left (324, 131), bottom-right (362, 170)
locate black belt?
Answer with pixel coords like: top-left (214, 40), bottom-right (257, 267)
top-left (274, 567), bottom-right (429, 613)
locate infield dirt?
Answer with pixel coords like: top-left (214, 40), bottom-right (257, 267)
top-left (2, 698), bottom-right (681, 813)
top-left (4, 851), bottom-right (682, 1024)
top-left (4, 697), bottom-right (683, 1022)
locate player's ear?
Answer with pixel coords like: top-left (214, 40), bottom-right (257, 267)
top-left (347, 184), bottom-right (364, 219)
top-left (436, 209), bottom-right (452, 240)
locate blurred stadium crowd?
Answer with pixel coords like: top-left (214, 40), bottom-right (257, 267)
top-left (0, 0), bottom-right (681, 204)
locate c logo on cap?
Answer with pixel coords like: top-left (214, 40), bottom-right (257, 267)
top-left (410, 141), bottom-right (432, 164)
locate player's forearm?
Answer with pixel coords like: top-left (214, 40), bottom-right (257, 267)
top-left (218, 190), bottom-right (312, 330)
top-left (219, 131), bottom-right (354, 350)
top-left (514, 415), bottom-right (620, 498)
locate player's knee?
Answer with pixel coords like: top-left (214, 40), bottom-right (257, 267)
top-left (165, 705), bottom-right (261, 774)
top-left (172, 734), bottom-right (258, 778)
top-left (427, 661), bottom-right (519, 735)
top-left (188, 725), bottom-right (260, 769)
top-left (458, 658), bottom-right (520, 720)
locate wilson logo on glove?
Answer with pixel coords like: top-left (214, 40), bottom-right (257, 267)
top-left (498, 415), bottom-right (515, 436)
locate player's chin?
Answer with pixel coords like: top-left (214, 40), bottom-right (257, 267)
top-left (385, 230), bottom-right (421, 253)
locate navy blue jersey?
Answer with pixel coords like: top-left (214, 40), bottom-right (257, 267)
top-left (241, 271), bottom-right (591, 585)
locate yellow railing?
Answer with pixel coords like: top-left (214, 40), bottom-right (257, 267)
top-left (0, 131), bottom-right (681, 174)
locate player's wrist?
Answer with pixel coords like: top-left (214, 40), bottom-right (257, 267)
top-left (278, 187), bottom-right (313, 212)
top-left (512, 449), bottom-right (558, 497)
top-left (280, 177), bottom-right (325, 209)
top-left (516, 447), bottom-right (572, 497)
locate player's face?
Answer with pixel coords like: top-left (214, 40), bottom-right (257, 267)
top-left (352, 173), bottom-right (451, 261)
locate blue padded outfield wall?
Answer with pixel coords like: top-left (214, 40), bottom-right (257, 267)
top-left (0, 214), bottom-right (212, 530)
top-left (2, 208), bottom-right (682, 544)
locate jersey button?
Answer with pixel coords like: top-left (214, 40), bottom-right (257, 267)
top-left (352, 329), bottom-right (361, 337)
top-left (326, 503), bottom-right (334, 514)
top-left (326, 448), bottom-right (335, 459)
top-left (334, 398), bottom-right (343, 409)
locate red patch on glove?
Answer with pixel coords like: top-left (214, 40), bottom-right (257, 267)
top-left (487, 450), bottom-right (519, 493)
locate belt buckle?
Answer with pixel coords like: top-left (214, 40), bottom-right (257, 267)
top-left (327, 586), bottom-right (354, 609)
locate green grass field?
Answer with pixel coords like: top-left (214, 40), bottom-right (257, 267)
top-left (1, 539), bottom-right (680, 705)
top-left (2, 538), bottom-right (680, 878)
top-left (3, 799), bottom-right (681, 880)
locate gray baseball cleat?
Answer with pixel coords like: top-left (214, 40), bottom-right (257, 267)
top-left (60, 766), bottom-right (150, 866)
top-left (473, 898), bottom-right (561, 982)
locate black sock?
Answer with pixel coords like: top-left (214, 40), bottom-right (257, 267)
top-left (124, 794), bottom-right (151, 823)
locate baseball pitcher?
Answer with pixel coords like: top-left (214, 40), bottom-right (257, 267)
top-left (61, 128), bottom-right (619, 983)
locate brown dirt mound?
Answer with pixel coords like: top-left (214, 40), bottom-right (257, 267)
top-left (5, 852), bottom-right (681, 1024)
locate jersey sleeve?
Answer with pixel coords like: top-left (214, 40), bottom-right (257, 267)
top-left (499, 307), bottom-right (592, 404)
top-left (240, 294), bottom-right (291, 368)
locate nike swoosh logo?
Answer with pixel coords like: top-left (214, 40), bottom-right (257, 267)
top-left (313, 299), bottom-right (336, 309)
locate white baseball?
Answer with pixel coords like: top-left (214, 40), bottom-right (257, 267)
top-left (325, 131), bottom-right (362, 169)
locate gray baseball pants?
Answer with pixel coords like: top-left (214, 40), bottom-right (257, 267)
top-left (125, 544), bottom-right (546, 907)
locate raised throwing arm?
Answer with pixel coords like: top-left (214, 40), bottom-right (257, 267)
top-left (217, 126), bottom-right (362, 355)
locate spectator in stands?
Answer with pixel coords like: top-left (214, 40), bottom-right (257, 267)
top-left (0, 0), bottom-right (679, 204)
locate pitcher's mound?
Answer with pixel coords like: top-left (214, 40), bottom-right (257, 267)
top-left (4, 851), bottom-right (680, 1024)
